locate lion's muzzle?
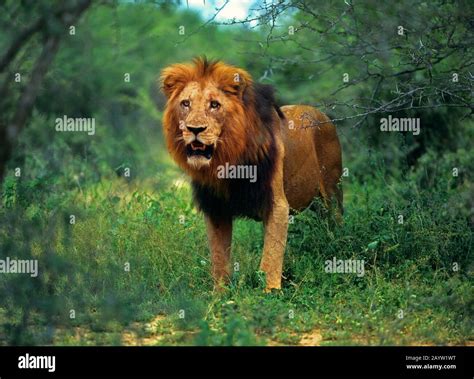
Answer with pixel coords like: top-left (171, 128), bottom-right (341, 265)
top-left (186, 140), bottom-right (214, 160)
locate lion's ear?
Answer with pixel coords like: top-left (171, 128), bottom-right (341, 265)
top-left (160, 64), bottom-right (192, 98)
top-left (220, 68), bottom-right (253, 98)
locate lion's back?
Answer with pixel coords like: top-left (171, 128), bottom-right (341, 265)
top-left (280, 105), bottom-right (342, 210)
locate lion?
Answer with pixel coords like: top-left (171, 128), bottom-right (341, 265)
top-left (160, 57), bottom-right (342, 292)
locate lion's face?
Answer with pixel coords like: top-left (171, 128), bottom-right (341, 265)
top-left (161, 58), bottom-right (253, 174)
top-left (176, 81), bottom-right (228, 169)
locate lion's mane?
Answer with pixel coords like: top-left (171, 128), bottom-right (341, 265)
top-left (161, 58), bottom-right (284, 221)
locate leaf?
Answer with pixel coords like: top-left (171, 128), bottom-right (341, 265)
top-left (367, 241), bottom-right (379, 250)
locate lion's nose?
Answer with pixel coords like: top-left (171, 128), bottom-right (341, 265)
top-left (186, 126), bottom-right (207, 135)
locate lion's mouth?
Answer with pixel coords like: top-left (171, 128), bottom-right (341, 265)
top-left (186, 141), bottom-right (214, 160)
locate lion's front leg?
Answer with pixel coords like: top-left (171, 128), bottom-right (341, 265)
top-left (259, 146), bottom-right (289, 291)
top-left (205, 215), bottom-right (232, 290)
top-left (260, 198), bottom-right (289, 291)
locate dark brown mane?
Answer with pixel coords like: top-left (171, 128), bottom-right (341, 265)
top-left (161, 58), bottom-right (285, 221)
top-left (248, 82), bottom-right (285, 124)
top-left (192, 80), bottom-right (281, 222)
top-left (192, 56), bottom-right (220, 77)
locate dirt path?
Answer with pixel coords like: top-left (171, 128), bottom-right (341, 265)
top-left (121, 315), bottom-right (167, 346)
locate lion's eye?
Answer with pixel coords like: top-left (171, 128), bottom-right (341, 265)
top-left (210, 100), bottom-right (220, 109)
top-left (181, 100), bottom-right (190, 108)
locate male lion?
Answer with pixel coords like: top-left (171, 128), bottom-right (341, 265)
top-left (160, 58), bottom-right (342, 292)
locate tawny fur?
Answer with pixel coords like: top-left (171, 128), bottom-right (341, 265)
top-left (160, 58), bottom-right (342, 291)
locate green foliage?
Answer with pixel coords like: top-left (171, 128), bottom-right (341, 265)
top-left (0, 2), bottom-right (472, 346)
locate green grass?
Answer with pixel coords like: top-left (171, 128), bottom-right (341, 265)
top-left (1, 153), bottom-right (472, 346)
top-left (1, 0), bottom-right (473, 347)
